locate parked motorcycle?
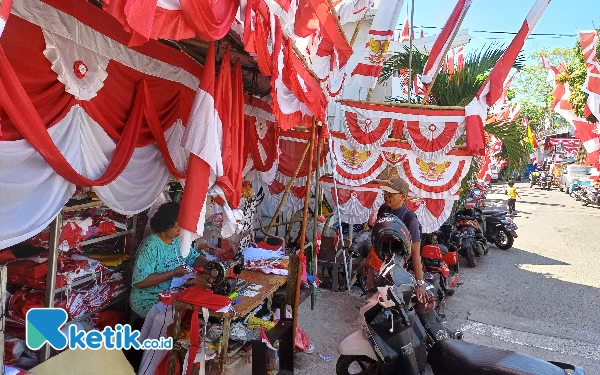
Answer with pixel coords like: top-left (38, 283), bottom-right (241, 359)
top-left (348, 230), bottom-right (372, 291)
top-left (571, 185), bottom-right (586, 201)
top-left (536, 171), bottom-right (553, 190)
top-left (421, 244), bottom-right (459, 314)
top-left (452, 211), bottom-right (487, 267)
top-left (481, 208), bottom-right (518, 250)
top-left (581, 186), bottom-right (600, 207)
top-left (337, 253), bottom-right (462, 375)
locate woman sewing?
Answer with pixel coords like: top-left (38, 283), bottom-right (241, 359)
top-left (130, 202), bottom-right (208, 319)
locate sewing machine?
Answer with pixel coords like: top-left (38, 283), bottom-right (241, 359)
top-left (203, 256), bottom-right (246, 295)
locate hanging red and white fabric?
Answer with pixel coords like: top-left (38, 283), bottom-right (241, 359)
top-left (0, 0), bottom-right (12, 38)
top-left (334, 0), bottom-right (373, 25)
top-left (396, 143), bottom-right (473, 199)
top-left (456, 46), bottom-right (464, 71)
top-left (266, 179), bottom-right (307, 213)
top-left (321, 177), bottom-right (384, 224)
top-left (276, 129), bottom-right (326, 186)
top-left (579, 30), bottom-right (600, 122)
top-left (406, 196), bottom-right (457, 233)
top-left (331, 133), bottom-right (392, 186)
top-left (398, 17), bottom-right (409, 42)
top-left (349, 0), bottom-right (403, 90)
top-left (464, 0), bottom-right (551, 155)
top-left (244, 95), bottom-right (279, 175)
top-left (421, 0), bottom-right (472, 84)
top-left (340, 100), bottom-right (466, 160)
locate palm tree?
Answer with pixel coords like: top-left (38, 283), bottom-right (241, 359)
top-left (380, 45), bottom-right (529, 197)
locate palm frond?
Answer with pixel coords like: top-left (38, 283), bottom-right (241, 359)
top-left (485, 121), bottom-right (529, 178)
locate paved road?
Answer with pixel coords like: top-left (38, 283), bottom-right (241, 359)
top-left (298, 180), bottom-right (600, 374)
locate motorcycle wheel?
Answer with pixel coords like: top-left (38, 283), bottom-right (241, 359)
top-left (495, 229), bottom-right (514, 250)
top-left (336, 355), bottom-right (379, 375)
top-left (465, 244), bottom-right (477, 267)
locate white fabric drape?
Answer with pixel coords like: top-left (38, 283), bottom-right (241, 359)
top-left (0, 105), bottom-right (188, 250)
top-left (322, 182), bottom-right (384, 225)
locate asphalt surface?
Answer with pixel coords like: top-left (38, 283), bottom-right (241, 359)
top-left (298, 181), bottom-right (600, 374)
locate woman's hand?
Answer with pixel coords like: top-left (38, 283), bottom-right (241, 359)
top-left (171, 265), bottom-right (190, 277)
top-left (414, 284), bottom-right (428, 304)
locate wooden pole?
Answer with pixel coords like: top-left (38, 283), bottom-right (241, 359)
top-left (407, 0), bottom-right (415, 103)
top-left (422, 8), bottom-right (469, 105)
top-left (293, 118), bottom-right (317, 340)
top-left (338, 98), bottom-right (464, 111)
top-left (311, 124), bottom-right (322, 310)
top-left (350, 12), bottom-right (368, 47)
top-left (325, 0), bottom-right (350, 46)
top-left (263, 141), bottom-right (311, 237)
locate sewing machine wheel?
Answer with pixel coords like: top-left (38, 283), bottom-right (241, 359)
top-left (204, 261), bottom-right (226, 285)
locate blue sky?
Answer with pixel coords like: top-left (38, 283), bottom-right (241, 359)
top-left (396, 0), bottom-right (600, 60)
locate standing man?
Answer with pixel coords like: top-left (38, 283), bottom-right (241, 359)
top-left (366, 178), bottom-right (427, 303)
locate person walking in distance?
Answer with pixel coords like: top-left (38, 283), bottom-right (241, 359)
top-left (505, 181), bottom-right (521, 216)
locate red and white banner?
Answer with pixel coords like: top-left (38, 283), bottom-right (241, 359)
top-left (396, 144), bottom-right (473, 199)
top-left (0, 0), bottom-right (12, 38)
top-left (579, 30), bottom-right (600, 121)
top-left (349, 0), bottom-right (404, 90)
top-left (321, 177), bottom-right (384, 224)
top-left (398, 17), bottom-right (409, 42)
top-left (340, 101), bottom-right (466, 160)
top-left (267, 179), bottom-right (308, 213)
top-left (421, 0), bottom-right (472, 84)
top-left (335, 0), bottom-right (374, 25)
top-left (244, 96), bottom-right (279, 174)
top-left (406, 196), bottom-right (458, 233)
top-left (465, 0), bottom-right (551, 155)
top-left (544, 138), bottom-right (580, 160)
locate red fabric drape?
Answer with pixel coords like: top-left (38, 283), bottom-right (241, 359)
top-left (0, 44), bottom-right (145, 187)
top-left (244, 0), bottom-right (272, 76)
top-left (245, 116), bottom-right (279, 172)
top-left (180, 0), bottom-right (239, 41)
top-left (278, 130), bottom-right (327, 179)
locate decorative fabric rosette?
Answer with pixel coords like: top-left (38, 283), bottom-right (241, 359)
top-left (406, 195), bottom-right (458, 233)
top-left (321, 177), bottom-right (384, 224)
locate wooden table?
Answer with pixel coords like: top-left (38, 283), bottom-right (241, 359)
top-left (167, 270), bottom-right (287, 375)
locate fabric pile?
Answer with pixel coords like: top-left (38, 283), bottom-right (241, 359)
top-left (242, 246), bottom-right (288, 276)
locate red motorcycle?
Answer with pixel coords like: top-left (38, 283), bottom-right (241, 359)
top-left (421, 244), bottom-right (460, 314)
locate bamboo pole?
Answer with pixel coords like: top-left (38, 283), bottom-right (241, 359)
top-left (350, 12), bottom-right (368, 47)
top-left (338, 98), bottom-right (465, 111)
top-left (311, 124), bottom-right (322, 310)
top-left (263, 141), bottom-right (311, 237)
top-left (422, 7), bottom-right (469, 105)
top-left (293, 118), bottom-right (317, 341)
top-left (407, 0), bottom-right (415, 103)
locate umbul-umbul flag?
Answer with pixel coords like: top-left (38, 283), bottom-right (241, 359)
top-left (178, 42), bottom-right (222, 257)
top-left (421, 0), bottom-right (472, 84)
top-left (0, 0), bottom-right (12, 37)
top-left (399, 17), bottom-right (410, 42)
top-left (579, 30), bottom-right (600, 121)
top-left (465, 0), bottom-right (551, 155)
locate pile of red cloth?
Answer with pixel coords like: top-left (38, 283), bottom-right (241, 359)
top-left (92, 308), bottom-right (123, 330)
top-left (7, 272), bottom-right (125, 326)
top-left (4, 254), bottom-right (107, 291)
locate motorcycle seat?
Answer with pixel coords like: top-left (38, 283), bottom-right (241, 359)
top-left (482, 209), bottom-right (507, 216)
top-left (428, 339), bottom-right (575, 375)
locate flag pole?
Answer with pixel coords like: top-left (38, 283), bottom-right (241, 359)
top-left (350, 12), bottom-right (368, 47)
top-left (407, 0), bottom-right (415, 103)
top-left (293, 118), bottom-right (317, 342)
top-left (422, 8), bottom-right (468, 105)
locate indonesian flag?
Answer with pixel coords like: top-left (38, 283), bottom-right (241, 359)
top-left (421, 0), bottom-right (472, 84)
top-left (465, 0), bottom-right (551, 155)
top-left (178, 42), bottom-right (222, 257)
top-left (447, 49), bottom-right (455, 75)
top-left (420, 28), bottom-right (425, 39)
top-left (456, 46), bottom-right (465, 71)
top-left (0, 0), bottom-right (12, 37)
top-left (489, 136), bottom-right (503, 156)
top-left (349, 0), bottom-right (404, 90)
top-left (579, 30), bottom-right (600, 121)
top-left (399, 17), bottom-right (409, 42)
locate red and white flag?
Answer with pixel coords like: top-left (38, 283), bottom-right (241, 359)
top-left (335, 0), bottom-right (374, 25)
top-left (447, 49), bottom-right (455, 75)
top-left (456, 46), bottom-right (465, 71)
top-left (421, 0), bottom-right (472, 84)
top-left (349, 0), bottom-right (404, 90)
top-left (465, 0), bottom-right (551, 155)
top-left (579, 30), bottom-right (600, 121)
top-left (420, 28), bottom-right (425, 39)
top-left (178, 42), bottom-right (223, 257)
top-left (399, 17), bottom-right (410, 42)
top-left (0, 0), bottom-right (12, 38)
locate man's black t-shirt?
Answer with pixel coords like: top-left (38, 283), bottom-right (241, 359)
top-left (377, 204), bottom-right (421, 244)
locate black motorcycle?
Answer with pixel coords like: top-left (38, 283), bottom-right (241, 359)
top-left (451, 213), bottom-right (484, 267)
top-left (481, 208), bottom-right (518, 249)
top-left (581, 186), bottom-right (600, 207)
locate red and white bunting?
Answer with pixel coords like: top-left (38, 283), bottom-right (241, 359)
top-left (349, 0), bottom-right (404, 90)
top-left (465, 0), bottom-right (551, 155)
top-left (421, 0), bottom-right (472, 84)
top-left (579, 30), bottom-right (600, 121)
top-left (406, 196), bottom-right (458, 233)
top-left (0, 0), bottom-right (12, 38)
top-left (321, 177), bottom-right (384, 224)
top-left (340, 100), bottom-right (466, 161)
top-left (398, 17), bottom-right (409, 42)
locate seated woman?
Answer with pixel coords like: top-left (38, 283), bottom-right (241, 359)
top-left (130, 202), bottom-right (208, 319)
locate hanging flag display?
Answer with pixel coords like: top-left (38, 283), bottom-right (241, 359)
top-left (465, 0), bottom-right (551, 155)
top-left (335, 0), bottom-right (374, 25)
top-left (244, 96), bottom-right (279, 174)
top-left (321, 177), bottom-right (384, 224)
top-left (397, 144), bottom-right (473, 199)
top-left (340, 100), bottom-right (466, 160)
top-left (267, 180), bottom-right (308, 213)
top-left (398, 17), bottom-right (409, 42)
top-left (349, 0), bottom-right (404, 90)
top-left (405, 196), bottom-right (458, 233)
top-left (421, 0), bottom-right (472, 84)
top-left (0, 0), bottom-right (13, 38)
top-left (579, 30), bottom-right (600, 121)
